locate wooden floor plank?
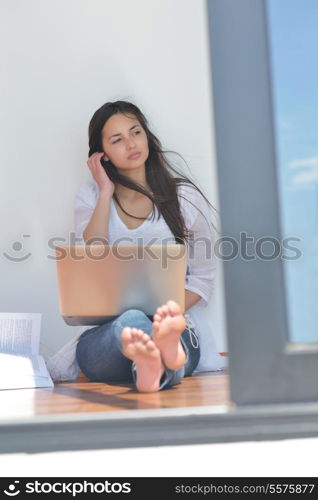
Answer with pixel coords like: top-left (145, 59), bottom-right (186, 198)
top-left (0, 372), bottom-right (230, 419)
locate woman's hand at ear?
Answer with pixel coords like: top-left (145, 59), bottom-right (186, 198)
top-left (87, 152), bottom-right (115, 196)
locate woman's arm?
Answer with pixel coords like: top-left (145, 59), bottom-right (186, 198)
top-left (185, 289), bottom-right (202, 311)
top-left (75, 153), bottom-right (115, 245)
top-left (178, 183), bottom-right (217, 308)
top-left (83, 188), bottom-right (112, 244)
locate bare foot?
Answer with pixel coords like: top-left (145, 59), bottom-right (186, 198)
top-left (151, 300), bottom-right (186, 371)
top-left (121, 327), bottom-right (164, 393)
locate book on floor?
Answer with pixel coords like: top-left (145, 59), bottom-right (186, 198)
top-left (0, 312), bottom-right (53, 390)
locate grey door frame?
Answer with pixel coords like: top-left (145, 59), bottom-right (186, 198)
top-left (206, 0), bottom-right (318, 405)
top-left (2, 401), bottom-right (318, 454)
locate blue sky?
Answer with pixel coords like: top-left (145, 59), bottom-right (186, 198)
top-left (266, 0), bottom-right (318, 343)
top-left (267, 0), bottom-right (318, 187)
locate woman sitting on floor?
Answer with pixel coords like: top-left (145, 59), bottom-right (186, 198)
top-left (48, 100), bottom-right (227, 391)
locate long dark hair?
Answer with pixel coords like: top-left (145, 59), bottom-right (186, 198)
top-left (88, 100), bottom-right (219, 245)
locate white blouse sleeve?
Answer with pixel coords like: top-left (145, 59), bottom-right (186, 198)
top-left (74, 181), bottom-right (98, 244)
top-left (178, 183), bottom-right (217, 307)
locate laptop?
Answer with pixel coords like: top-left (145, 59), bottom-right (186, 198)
top-left (55, 244), bottom-right (186, 326)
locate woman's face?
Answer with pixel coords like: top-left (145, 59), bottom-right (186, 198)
top-left (101, 112), bottom-right (149, 170)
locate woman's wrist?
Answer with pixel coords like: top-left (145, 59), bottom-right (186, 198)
top-left (99, 186), bottom-right (114, 199)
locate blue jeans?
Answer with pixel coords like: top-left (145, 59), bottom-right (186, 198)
top-left (75, 308), bottom-right (200, 391)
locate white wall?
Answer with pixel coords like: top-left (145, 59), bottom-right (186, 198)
top-left (0, 0), bottom-right (227, 356)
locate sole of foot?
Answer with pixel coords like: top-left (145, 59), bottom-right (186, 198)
top-left (121, 326), bottom-right (164, 393)
top-left (151, 300), bottom-right (186, 371)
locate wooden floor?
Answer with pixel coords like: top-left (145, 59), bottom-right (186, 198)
top-left (0, 372), bottom-right (230, 420)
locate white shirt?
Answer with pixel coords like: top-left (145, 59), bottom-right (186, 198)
top-left (46, 180), bottom-right (228, 381)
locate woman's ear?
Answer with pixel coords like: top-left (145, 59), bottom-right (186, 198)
top-left (103, 153), bottom-right (109, 162)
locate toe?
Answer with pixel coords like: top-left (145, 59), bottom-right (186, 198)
top-left (156, 306), bottom-right (163, 317)
top-left (166, 302), bottom-right (175, 316)
top-left (152, 320), bottom-right (160, 333)
top-left (167, 300), bottom-right (180, 315)
top-left (121, 326), bottom-right (132, 341)
top-left (142, 333), bottom-right (150, 343)
top-left (162, 305), bottom-right (169, 316)
top-left (132, 329), bottom-right (141, 341)
top-left (153, 313), bottom-right (161, 322)
top-left (135, 330), bottom-right (144, 340)
top-left (146, 339), bottom-right (157, 351)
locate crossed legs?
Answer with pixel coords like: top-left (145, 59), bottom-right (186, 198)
top-left (76, 300), bottom-right (190, 393)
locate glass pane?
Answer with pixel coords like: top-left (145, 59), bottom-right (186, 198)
top-left (267, 0), bottom-right (318, 343)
